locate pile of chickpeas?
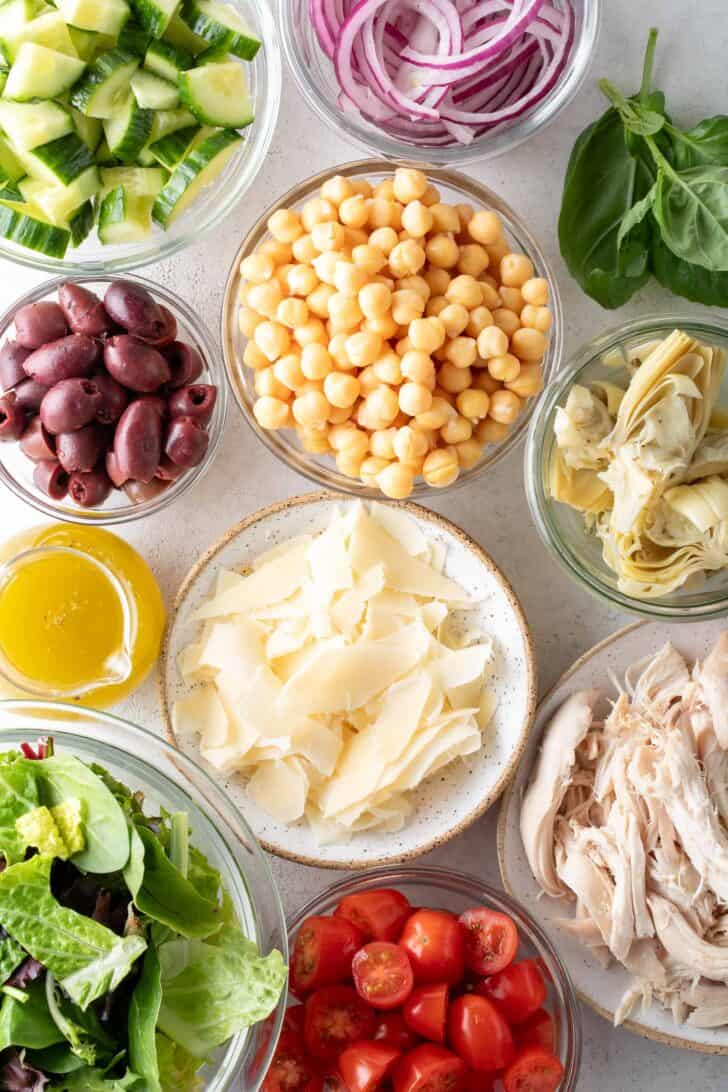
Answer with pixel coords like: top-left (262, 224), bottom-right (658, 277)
top-left (237, 167), bottom-right (552, 499)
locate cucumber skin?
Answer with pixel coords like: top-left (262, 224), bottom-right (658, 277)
top-left (70, 49), bottom-right (140, 117)
top-left (152, 125), bottom-right (238, 226)
top-left (129, 0), bottom-right (180, 39)
top-left (144, 38), bottom-right (192, 80)
top-left (178, 63), bottom-right (254, 128)
top-left (30, 132), bottom-right (96, 185)
top-left (98, 184), bottom-right (125, 231)
top-left (180, 0), bottom-right (261, 60)
top-left (117, 21), bottom-right (153, 57)
top-left (0, 202), bottom-right (70, 257)
top-left (104, 97), bottom-right (154, 163)
top-left (69, 198), bottom-right (95, 245)
top-left (148, 122), bottom-right (197, 168)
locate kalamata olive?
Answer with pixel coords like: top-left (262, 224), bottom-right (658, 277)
top-left (24, 334), bottom-right (99, 386)
top-left (33, 459), bottom-right (69, 500)
top-left (165, 415), bottom-right (209, 469)
top-left (156, 455), bottom-right (186, 481)
top-left (123, 478), bottom-right (169, 504)
top-left (164, 341), bottom-right (204, 388)
top-left (92, 372), bottom-right (129, 424)
top-left (0, 395), bottom-right (25, 441)
top-left (0, 341), bottom-right (31, 392)
top-left (104, 336), bottom-right (171, 393)
top-left (104, 281), bottom-right (167, 342)
top-left (69, 468), bottom-right (112, 508)
top-left (168, 384), bottom-right (217, 426)
top-left (40, 378), bottom-right (101, 434)
top-left (143, 305), bottom-right (178, 348)
top-left (56, 425), bottom-right (104, 474)
top-left (14, 379), bottom-right (49, 412)
top-left (15, 301), bottom-right (68, 349)
top-left (106, 450), bottom-right (128, 487)
top-left (59, 283), bottom-right (114, 338)
top-left (20, 417), bottom-right (56, 461)
top-left (113, 399), bottom-right (163, 483)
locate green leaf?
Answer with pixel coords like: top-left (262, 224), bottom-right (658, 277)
top-left (653, 161), bottom-right (728, 271)
top-left (49, 1066), bottom-right (141, 1090)
top-left (129, 944), bottom-right (162, 1092)
top-left (670, 116), bottom-right (728, 169)
top-left (62, 933), bottom-right (148, 1011)
top-left (132, 827), bottom-right (222, 940)
top-left (26, 1042), bottom-right (87, 1074)
top-left (0, 761), bottom-right (39, 864)
top-left (651, 229), bottom-right (728, 305)
top-left (0, 933), bottom-right (26, 985)
top-left (187, 846), bottom-right (222, 906)
top-left (617, 182), bottom-right (657, 251)
top-left (0, 978), bottom-right (65, 1052)
top-left (45, 972), bottom-right (116, 1067)
top-left (123, 820), bottom-right (146, 898)
top-left (89, 762), bottom-right (145, 819)
top-left (600, 79), bottom-right (665, 136)
top-left (155, 1034), bottom-right (202, 1092)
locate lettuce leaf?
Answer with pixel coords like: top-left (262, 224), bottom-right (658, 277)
top-left (45, 974), bottom-right (116, 1067)
top-left (0, 979), bottom-right (64, 1053)
top-left (0, 934), bottom-right (26, 985)
top-left (129, 828), bottom-right (222, 941)
top-left (0, 762), bottom-right (39, 864)
top-left (48, 1067), bottom-right (140, 1090)
top-left (155, 1034), bottom-right (202, 1092)
top-left (128, 944), bottom-right (162, 1092)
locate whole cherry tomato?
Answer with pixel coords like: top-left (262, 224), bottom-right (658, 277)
top-left (338, 1041), bottom-right (401, 1092)
top-left (502, 1046), bottom-right (564, 1092)
top-left (458, 908), bottom-right (519, 977)
top-left (292, 916), bottom-right (364, 994)
top-left (399, 910), bottom-right (465, 985)
top-left (335, 889), bottom-right (412, 941)
top-left (392, 1044), bottom-right (468, 1092)
top-left (402, 983), bottom-right (449, 1043)
top-left (353, 942), bottom-right (414, 1010)
top-left (304, 986), bottom-right (377, 1064)
top-left (476, 961), bottom-right (546, 1025)
top-left (447, 994), bottom-right (515, 1072)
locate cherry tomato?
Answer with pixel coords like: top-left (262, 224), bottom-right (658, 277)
top-left (476, 961), bottom-right (546, 1025)
top-left (336, 889), bottom-right (412, 942)
top-left (263, 1043), bottom-right (320, 1092)
top-left (373, 1012), bottom-right (420, 1052)
top-left (465, 1072), bottom-right (497, 1092)
top-left (458, 908), bottom-right (519, 977)
top-left (402, 983), bottom-right (448, 1043)
top-left (338, 1041), bottom-right (401, 1092)
top-left (292, 916), bottom-right (364, 994)
top-left (282, 1005), bottom-right (306, 1046)
top-left (502, 1047), bottom-right (564, 1092)
top-left (399, 910), bottom-right (465, 985)
top-left (353, 942), bottom-right (414, 1011)
top-left (447, 994), bottom-right (515, 1072)
top-left (304, 986), bottom-right (377, 1064)
top-left (515, 1010), bottom-right (555, 1054)
top-left (392, 1044), bottom-right (468, 1092)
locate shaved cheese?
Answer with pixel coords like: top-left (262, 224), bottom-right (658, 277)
top-left (173, 687), bottom-right (229, 749)
top-left (330, 565), bottom-right (386, 632)
top-left (193, 539), bottom-right (310, 620)
top-left (306, 512), bottom-right (353, 594)
top-left (247, 758), bottom-right (308, 823)
top-left (371, 501), bottom-right (429, 556)
top-left (252, 533), bottom-right (312, 570)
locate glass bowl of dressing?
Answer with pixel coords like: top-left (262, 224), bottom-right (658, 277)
top-left (0, 524), bottom-right (164, 706)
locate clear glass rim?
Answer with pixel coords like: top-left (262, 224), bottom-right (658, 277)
top-left (277, 0), bottom-right (602, 166)
top-left (0, 273), bottom-right (228, 526)
top-left (286, 864), bottom-right (582, 1090)
top-left (525, 311), bottom-right (728, 620)
top-left (0, 697), bottom-right (289, 1092)
top-left (221, 157), bottom-right (564, 497)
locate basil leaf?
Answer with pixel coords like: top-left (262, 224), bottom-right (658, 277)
top-left (0, 762), bottom-right (39, 864)
top-left (132, 827), bottom-right (222, 940)
top-left (670, 116), bottom-right (728, 168)
top-left (0, 978), bottom-right (64, 1052)
top-left (128, 944), bottom-right (162, 1092)
top-left (617, 182), bottom-right (657, 252)
top-left (600, 78), bottom-right (665, 136)
top-left (653, 162), bottom-right (728, 271)
top-left (651, 230), bottom-right (728, 305)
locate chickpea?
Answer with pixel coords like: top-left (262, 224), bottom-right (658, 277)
top-left (294, 317), bottom-right (327, 347)
top-left (476, 417), bottom-right (511, 445)
top-left (401, 350), bottom-right (435, 388)
top-left (397, 275), bottom-right (430, 302)
top-left (247, 280), bottom-right (282, 319)
top-left (399, 382), bottom-right (433, 417)
top-left (438, 362), bottom-right (472, 394)
top-left (489, 389), bottom-right (522, 425)
top-left (300, 343), bottom-right (333, 380)
top-left (292, 390), bottom-right (330, 428)
top-left (299, 426), bottom-right (332, 453)
top-left (240, 252), bottom-right (274, 284)
top-left (396, 336), bottom-right (413, 357)
top-left (321, 174), bottom-right (354, 206)
top-left (358, 365), bottom-right (381, 395)
top-left (423, 447), bottom-right (459, 487)
top-left (291, 234), bottom-right (318, 264)
top-left (393, 425), bottom-right (428, 464)
top-left (359, 282), bottom-right (392, 319)
top-left (311, 220), bottom-right (346, 253)
top-left (350, 178), bottom-right (373, 198)
top-left (457, 243), bottom-right (489, 278)
top-left (446, 275), bottom-right (482, 310)
top-left (337, 450), bottom-right (366, 478)
top-left (368, 198), bottom-right (400, 230)
top-left (370, 427), bottom-right (397, 459)
top-left (322, 371), bottom-right (359, 409)
top-left (422, 183), bottom-right (441, 206)
top-left (392, 289), bottom-right (425, 326)
top-left (488, 354), bottom-right (521, 383)
top-left (429, 203), bottom-right (460, 234)
top-left (466, 306), bottom-right (494, 339)
top-left (520, 304), bottom-right (552, 332)
top-left (330, 424), bottom-right (369, 456)
top-left (365, 314), bottom-right (399, 339)
top-left (261, 239), bottom-right (293, 266)
top-left (301, 197), bottom-right (337, 232)
top-left (238, 307), bottom-right (262, 338)
top-left (493, 308), bottom-right (521, 338)
top-left (254, 320), bottom-right (290, 362)
top-left (511, 327), bottom-right (549, 362)
top-left (352, 244), bottom-right (387, 275)
top-left (360, 455), bottom-right (390, 487)
top-left (365, 386), bottom-right (399, 427)
top-left (457, 389), bottom-right (490, 419)
top-left (328, 404), bottom-right (353, 425)
top-left (507, 363), bottom-right (543, 398)
top-left (368, 226), bottom-right (398, 256)
top-left (456, 438), bottom-right (484, 469)
top-left (439, 303), bottom-right (470, 339)
top-left (426, 233), bottom-right (460, 269)
top-left (307, 283), bottom-right (335, 319)
top-left (455, 203), bottom-right (474, 234)
top-left (501, 253), bottom-right (535, 288)
top-left (389, 239), bottom-right (427, 278)
top-left (426, 295), bottom-right (448, 318)
top-left (255, 366), bottom-right (290, 400)
top-left (378, 462), bottom-right (414, 499)
top-left (243, 340), bottom-right (269, 371)
top-left (287, 264), bottom-right (319, 297)
top-left (408, 316), bottom-right (445, 354)
top-left (479, 281), bottom-right (502, 311)
top-left (328, 292), bottom-right (363, 330)
top-left (254, 395), bottom-right (289, 429)
top-left (473, 370), bottom-right (502, 395)
top-left (444, 336), bottom-right (477, 369)
top-left (487, 238), bottom-right (510, 267)
top-left (346, 227), bottom-right (370, 249)
top-left (393, 167), bottom-right (428, 204)
top-left (414, 396), bottom-right (455, 431)
top-left (277, 297), bottom-right (309, 329)
top-left (441, 414), bottom-right (473, 445)
top-left (274, 353), bottom-right (306, 390)
top-left (373, 351), bottom-right (402, 385)
top-left (347, 331), bottom-right (382, 369)
top-left (468, 210), bottom-right (503, 246)
top-left (477, 325), bottom-right (509, 359)
top-left (374, 178), bottom-right (396, 201)
top-left (401, 200), bottom-right (434, 238)
top-left (267, 207), bottom-right (303, 244)
top-left (520, 276), bottom-right (548, 306)
top-left (328, 332), bottom-right (352, 370)
top-left (332, 262), bottom-right (367, 297)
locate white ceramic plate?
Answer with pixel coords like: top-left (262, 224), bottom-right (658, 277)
top-left (159, 493), bottom-right (536, 869)
top-left (498, 618), bottom-right (728, 1054)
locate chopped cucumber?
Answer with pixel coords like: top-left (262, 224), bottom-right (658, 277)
top-left (66, 26), bottom-right (105, 62)
top-left (21, 131), bottom-right (95, 185)
top-left (71, 106), bottom-right (102, 150)
top-left (148, 104), bottom-right (194, 141)
top-left (0, 181), bottom-right (22, 202)
top-left (56, 0), bottom-right (130, 39)
top-left (129, 0), bottom-right (180, 39)
top-left (137, 144), bottom-right (156, 165)
top-left (0, 1), bottom-right (37, 56)
top-left (3, 43), bottom-right (86, 100)
top-left (180, 0), bottom-right (260, 60)
top-left (148, 122), bottom-right (196, 168)
top-left (152, 125), bottom-right (238, 226)
top-left (94, 136), bottom-right (118, 164)
top-left (131, 67), bottom-right (178, 109)
top-left (0, 100), bottom-right (72, 151)
top-left (195, 44), bottom-right (231, 65)
top-left (69, 197), bottom-right (94, 244)
top-left (70, 47), bottom-right (138, 117)
top-left (101, 164), bottom-right (165, 196)
top-left (163, 11), bottom-right (206, 55)
top-left (102, 91), bottom-right (152, 161)
top-left (179, 60), bottom-right (252, 127)
top-left (0, 132), bottom-right (25, 180)
top-left (117, 19), bottom-right (151, 56)
top-left (0, 69), bottom-right (7, 96)
top-left (18, 165), bottom-right (100, 223)
top-left (0, 11), bottom-right (79, 62)
top-left (144, 37), bottom-right (190, 81)
top-left (98, 184), bottom-right (152, 243)
top-left (0, 199), bottom-right (70, 256)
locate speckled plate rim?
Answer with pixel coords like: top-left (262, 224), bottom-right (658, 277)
top-left (497, 618), bottom-right (728, 1055)
top-left (158, 491), bottom-right (538, 869)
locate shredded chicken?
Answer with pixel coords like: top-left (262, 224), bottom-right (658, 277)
top-left (521, 634), bottom-right (728, 1028)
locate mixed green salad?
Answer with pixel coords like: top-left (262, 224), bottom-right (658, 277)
top-left (0, 737), bottom-right (286, 1091)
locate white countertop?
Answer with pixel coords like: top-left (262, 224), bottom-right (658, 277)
top-left (2, 1), bottom-right (727, 1088)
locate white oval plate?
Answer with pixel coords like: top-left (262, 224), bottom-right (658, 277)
top-left (159, 493), bottom-right (536, 869)
top-left (498, 617), bottom-right (728, 1054)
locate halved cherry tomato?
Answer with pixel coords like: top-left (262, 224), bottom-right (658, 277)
top-left (304, 986), bottom-right (377, 1063)
top-left (447, 994), bottom-right (515, 1072)
top-left (399, 910), bottom-right (465, 985)
top-left (392, 1044), bottom-right (468, 1092)
top-left (515, 1009), bottom-right (555, 1054)
top-left (476, 961), bottom-right (546, 1025)
top-left (373, 1011), bottom-right (420, 1052)
top-left (502, 1047), bottom-right (564, 1092)
top-left (402, 983), bottom-right (448, 1043)
top-left (458, 908), bottom-right (519, 977)
top-left (338, 1041), bottom-right (401, 1092)
top-left (465, 1072), bottom-right (497, 1092)
top-left (263, 1043), bottom-right (320, 1092)
top-left (282, 1005), bottom-right (306, 1046)
top-left (352, 942), bottom-right (414, 1010)
top-left (336, 889), bottom-right (412, 942)
top-left (292, 917), bottom-right (364, 994)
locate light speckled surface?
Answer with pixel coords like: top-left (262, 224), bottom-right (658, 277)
top-left (1, 2), bottom-right (727, 1087)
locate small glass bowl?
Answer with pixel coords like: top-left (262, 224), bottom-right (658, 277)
top-left (0, 0), bottom-right (281, 275)
top-left (0, 699), bottom-right (288, 1092)
top-left (286, 865), bottom-right (582, 1089)
top-left (278, 0), bottom-right (600, 166)
top-left (0, 274), bottom-right (227, 526)
top-left (222, 159), bottom-right (563, 498)
top-left (526, 313), bottom-right (728, 619)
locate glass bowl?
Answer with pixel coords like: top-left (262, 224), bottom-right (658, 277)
top-left (526, 313), bottom-right (728, 620)
top-left (0, 0), bottom-right (281, 275)
top-left (277, 0), bottom-right (600, 166)
top-left (222, 159), bottom-right (563, 498)
top-left (0, 698), bottom-right (288, 1092)
top-left (285, 865), bottom-right (582, 1089)
top-left (0, 274), bottom-right (227, 525)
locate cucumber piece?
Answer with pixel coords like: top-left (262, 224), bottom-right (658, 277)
top-left (0, 1), bottom-right (36, 57)
top-left (0, 181), bottom-right (22, 202)
top-left (0, 11), bottom-right (79, 62)
top-left (71, 106), bottom-right (102, 150)
top-left (148, 122), bottom-right (196, 168)
top-left (152, 125), bottom-right (238, 226)
top-left (22, 131), bottom-right (95, 185)
top-left (195, 44), bottom-right (230, 65)
top-left (131, 67), bottom-right (178, 109)
top-left (0, 100), bottom-right (72, 151)
top-left (136, 144), bottom-right (156, 165)
top-left (0, 132), bottom-right (24, 180)
top-left (163, 11), bottom-right (206, 55)
top-left (70, 47), bottom-right (138, 118)
top-left (129, 0), bottom-right (180, 39)
top-left (94, 136), bottom-right (119, 164)
top-left (98, 184), bottom-right (152, 243)
top-left (69, 197), bottom-right (95, 244)
top-left (18, 165), bottom-right (100, 223)
top-left (179, 60), bottom-right (252, 128)
top-left (180, 0), bottom-right (260, 60)
top-left (0, 69), bottom-right (7, 96)
top-left (102, 91), bottom-right (153, 161)
top-left (144, 37), bottom-right (190, 80)
top-left (0, 199), bottom-right (70, 257)
top-left (148, 104), bottom-right (194, 140)
top-left (3, 43), bottom-right (86, 100)
top-left (117, 19), bottom-right (152, 56)
top-left (101, 163), bottom-right (165, 196)
top-left (56, 0), bottom-right (130, 38)
top-left (67, 26), bottom-right (104, 62)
